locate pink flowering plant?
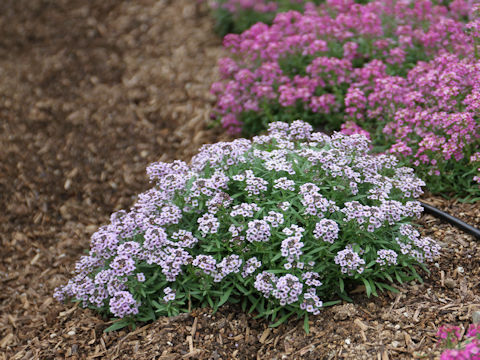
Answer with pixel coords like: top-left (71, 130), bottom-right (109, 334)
top-left (344, 51), bottom-right (480, 198)
top-left (212, 0), bottom-right (480, 198)
top-left (211, 0), bottom-right (472, 136)
top-left (337, 3), bottom-right (480, 199)
top-left (436, 323), bottom-right (480, 359)
top-left (207, 0), bottom-right (323, 36)
top-left (55, 121), bottom-right (440, 332)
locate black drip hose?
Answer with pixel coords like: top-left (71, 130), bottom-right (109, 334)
top-left (420, 201), bottom-right (480, 239)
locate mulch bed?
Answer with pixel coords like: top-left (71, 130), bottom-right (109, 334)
top-left (0, 1), bottom-right (479, 359)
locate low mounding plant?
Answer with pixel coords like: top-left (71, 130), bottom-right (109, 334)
top-left (211, 0), bottom-right (472, 136)
top-left (436, 323), bottom-right (480, 359)
top-left (55, 121), bottom-right (440, 332)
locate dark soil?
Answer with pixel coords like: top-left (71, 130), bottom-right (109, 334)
top-left (1, 1), bottom-right (479, 359)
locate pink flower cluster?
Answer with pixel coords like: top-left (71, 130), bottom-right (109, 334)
top-left (346, 52), bottom-right (480, 188)
top-left (437, 324), bottom-right (480, 359)
top-left (211, 0), bottom-right (474, 134)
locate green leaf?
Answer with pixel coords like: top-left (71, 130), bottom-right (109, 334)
top-left (384, 273), bottom-right (394, 283)
top-left (216, 287), bottom-right (234, 310)
top-left (362, 278), bottom-right (372, 297)
top-left (322, 300), bottom-right (341, 307)
top-left (151, 300), bottom-right (164, 310)
top-left (395, 271), bottom-right (404, 284)
top-left (303, 314), bottom-right (310, 334)
top-left (269, 310), bottom-right (294, 328)
top-left (207, 295), bottom-right (214, 309)
top-left (248, 295), bottom-right (263, 314)
top-left (241, 297), bottom-right (247, 312)
top-left (369, 279), bottom-right (378, 297)
top-left (235, 282), bottom-right (251, 295)
top-left (338, 278), bottom-right (345, 293)
top-left (104, 319), bottom-right (131, 333)
top-left (377, 282), bottom-right (400, 293)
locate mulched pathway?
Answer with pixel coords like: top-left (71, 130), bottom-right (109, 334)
top-left (0, 1), bottom-right (479, 359)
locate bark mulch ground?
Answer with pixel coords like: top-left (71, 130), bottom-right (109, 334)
top-left (1, 1), bottom-right (479, 359)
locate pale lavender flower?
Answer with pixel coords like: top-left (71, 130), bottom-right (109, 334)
top-left (264, 211), bottom-right (284, 228)
top-left (143, 227), bottom-right (168, 250)
top-left (171, 230), bottom-right (198, 248)
top-left (110, 255), bottom-right (136, 277)
top-left (241, 257), bottom-right (262, 277)
top-left (246, 219), bottom-right (271, 242)
top-left (272, 274), bottom-right (303, 306)
top-left (278, 201), bottom-right (291, 211)
top-left (334, 247), bottom-right (366, 275)
top-left (163, 287), bottom-right (176, 302)
top-left (193, 255), bottom-right (217, 276)
top-left (207, 191), bottom-right (233, 213)
top-left (313, 219), bottom-right (339, 243)
top-left (158, 247), bottom-right (192, 281)
top-left (230, 202), bottom-right (260, 217)
top-left (244, 170), bottom-right (268, 196)
top-left (109, 291), bottom-right (139, 318)
top-left (281, 236), bottom-right (304, 261)
top-left (197, 213), bottom-right (220, 236)
top-left (273, 177), bottom-right (296, 191)
top-left (376, 249), bottom-right (398, 266)
top-left (302, 272), bottom-right (322, 287)
top-left (300, 289), bottom-right (323, 315)
top-left (117, 241), bottom-right (141, 257)
top-left (254, 271), bottom-right (278, 298)
top-left (215, 255), bottom-right (243, 282)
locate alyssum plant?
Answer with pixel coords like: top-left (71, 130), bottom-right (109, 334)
top-left (207, 0), bottom-right (322, 36)
top-left (55, 121), bottom-right (440, 332)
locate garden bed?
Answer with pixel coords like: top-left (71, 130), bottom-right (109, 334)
top-left (0, 0), bottom-right (479, 359)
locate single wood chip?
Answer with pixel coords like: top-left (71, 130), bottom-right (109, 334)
top-left (182, 349), bottom-right (202, 359)
top-left (360, 329), bottom-right (367, 342)
top-left (0, 333), bottom-right (14, 348)
top-left (187, 335), bottom-right (193, 353)
top-left (404, 332), bottom-right (414, 350)
top-left (88, 351), bottom-right (106, 359)
top-left (30, 253), bottom-right (41, 265)
top-left (382, 349), bottom-right (389, 360)
top-left (354, 318), bottom-right (368, 331)
top-left (190, 317), bottom-right (198, 337)
top-left (58, 304), bottom-right (78, 318)
top-left (259, 328), bottom-right (271, 344)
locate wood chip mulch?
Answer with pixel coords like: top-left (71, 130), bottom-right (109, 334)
top-left (0, 1), bottom-right (479, 359)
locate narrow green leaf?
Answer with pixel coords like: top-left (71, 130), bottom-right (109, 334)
top-left (322, 300), bottom-right (341, 307)
top-left (151, 300), bottom-right (164, 310)
top-left (207, 295), bottom-right (214, 309)
top-left (369, 279), bottom-right (378, 297)
top-left (362, 278), bottom-right (372, 297)
top-left (217, 287), bottom-right (234, 309)
top-left (377, 282), bottom-right (399, 293)
top-left (338, 278), bottom-right (345, 293)
top-left (269, 311), bottom-right (294, 328)
top-left (248, 295), bottom-right (262, 314)
top-left (395, 271), bottom-right (404, 284)
top-left (104, 319), bottom-right (130, 332)
top-left (235, 282), bottom-right (250, 295)
top-left (303, 314), bottom-right (310, 334)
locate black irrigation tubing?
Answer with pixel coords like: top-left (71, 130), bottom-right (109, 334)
top-left (420, 201), bottom-right (480, 239)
